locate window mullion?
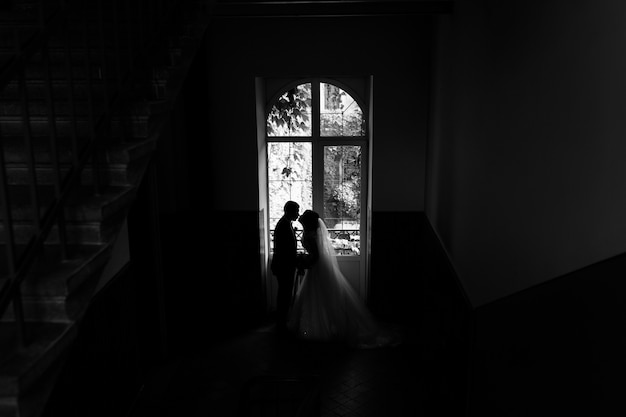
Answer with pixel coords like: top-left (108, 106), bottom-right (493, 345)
top-left (312, 80), bottom-right (324, 215)
top-left (312, 79), bottom-right (320, 138)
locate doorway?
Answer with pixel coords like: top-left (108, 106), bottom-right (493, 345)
top-left (261, 78), bottom-right (371, 305)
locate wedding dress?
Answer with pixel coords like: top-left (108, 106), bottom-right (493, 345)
top-left (287, 219), bottom-right (401, 348)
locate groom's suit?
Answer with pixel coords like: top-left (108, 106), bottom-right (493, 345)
top-left (271, 215), bottom-right (298, 331)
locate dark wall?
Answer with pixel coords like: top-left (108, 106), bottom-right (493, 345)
top-left (42, 160), bottom-right (171, 416)
top-left (370, 212), bottom-right (428, 320)
top-left (42, 265), bottom-right (146, 417)
top-left (205, 15), bottom-right (432, 212)
top-left (425, 2), bottom-right (626, 413)
top-left (151, 32), bottom-right (263, 346)
top-left (370, 212), bottom-right (472, 415)
top-left (156, 33), bottom-right (211, 214)
top-left (42, 234), bottom-right (165, 417)
top-left (151, 14), bottom-right (436, 323)
top-left (160, 208), bottom-right (266, 349)
top-left (469, 252), bottom-right (626, 416)
top-left (428, 0), bottom-right (626, 306)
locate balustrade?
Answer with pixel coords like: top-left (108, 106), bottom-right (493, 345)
top-left (269, 228), bottom-right (360, 256)
top-left (0, 0), bottom-right (197, 346)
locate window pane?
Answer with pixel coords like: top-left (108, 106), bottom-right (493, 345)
top-left (320, 83), bottom-right (364, 137)
top-left (323, 145), bottom-right (361, 255)
top-left (268, 142), bottom-right (312, 234)
top-left (267, 83), bottom-right (312, 137)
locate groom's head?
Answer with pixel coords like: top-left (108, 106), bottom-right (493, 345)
top-left (284, 201), bottom-right (300, 221)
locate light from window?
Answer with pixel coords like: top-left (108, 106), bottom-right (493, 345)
top-left (320, 83), bottom-right (364, 137)
top-left (266, 83), bottom-right (312, 137)
top-left (267, 141), bottom-right (312, 230)
top-left (324, 145), bottom-right (362, 255)
top-left (265, 81), bottom-right (365, 257)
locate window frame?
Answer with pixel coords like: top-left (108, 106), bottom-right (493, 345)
top-left (265, 78), bottom-right (368, 235)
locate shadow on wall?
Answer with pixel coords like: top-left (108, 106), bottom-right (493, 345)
top-left (469, 252), bottom-right (626, 416)
top-left (160, 209), bottom-right (266, 351)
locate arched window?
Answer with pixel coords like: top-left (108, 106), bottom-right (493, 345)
top-left (265, 79), bottom-right (368, 278)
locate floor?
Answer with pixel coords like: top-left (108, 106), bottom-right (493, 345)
top-left (129, 213), bottom-right (469, 416)
top-left (129, 315), bottom-right (468, 417)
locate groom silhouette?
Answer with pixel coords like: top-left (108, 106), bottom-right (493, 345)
top-left (271, 201), bottom-right (300, 334)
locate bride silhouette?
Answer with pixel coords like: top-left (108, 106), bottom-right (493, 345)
top-left (287, 210), bottom-right (401, 348)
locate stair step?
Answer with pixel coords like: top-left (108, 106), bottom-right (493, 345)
top-left (23, 244), bottom-right (112, 297)
top-left (1, 135), bottom-right (155, 190)
top-left (3, 154), bottom-right (153, 188)
top-left (17, 63), bottom-right (167, 87)
top-left (0, 45), bottom-right (182, 81)
top-left (0, 43), bottom-right (133, 58)
top-left (0, 100), bottom-right (107, 118)
top-left (0, 59), bottom-right (178, 104)
top-left (0, 99), bottom-right (151, 118)
top-left (0, 2), bottom-right (209, 414)
top-left (1, 184), bottom-right (135, 223)
top-left (0, 243), bottom-right (113, 321)
top-left (0, 185), bottom-right (134, 246)
top-left (1, 296), bottom-right (67, 323)
top-left (6, 63), bottom-right (114, 83)
top-left (2, 79), bottom-right (109, 100)
top-left (1, 76), bottom-right (157, 101)
top-left (1, 135), bottom-right (156, 165)
top-left (4, 154), bottom-right (153, 188)
top-left (0, 113), bottom-right (151, 138)
top-left (0, 321), bottom-right (76, 397)
top-left (2, 220), bottom-right (113, 246)
top-left (22, 45), bottom-right (184, 68)
top-left (0, 398), bottom-right (18, 417)
top-left (1, 137), bottom-right (76, 165)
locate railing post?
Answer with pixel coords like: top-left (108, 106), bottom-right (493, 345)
top-left (125, 0), bottom-right (134, 75)
top-left (0, 149), bottom-right (16, 283)
top-left (146, 0), bottom-right (153, 42)
top-left (112, 0), bottom-right (127, 144)
top-left (82, 11), bottom-right (101, 196)
top-left (94, 0), bottom-right (112, 181)
top-left (14, 30), bottom-right (42, 233)
top-left (97, 0), bottom-right (110, 111)
top-left (41, 4), bottom-right (68, 260)
top-left (0, 121), bottom-right (23, 348)
top-left (64, 12), bottom-right (80, 168)
top-left (0, 28), bottom-right (25, 348)
top-left (12, 286), bottom-right (26, 349)
top-left (137, 0), bottom-right (145, 50)
top-left (146, 160), bottom-right (168, 358)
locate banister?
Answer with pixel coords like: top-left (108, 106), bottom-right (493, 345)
top-left (0, 0), bottom-right (199, 346)
top-left (0, 11), bottom-right (39, 28)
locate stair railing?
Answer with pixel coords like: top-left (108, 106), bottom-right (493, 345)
top-left (0, 0), bottom-right (195, 347)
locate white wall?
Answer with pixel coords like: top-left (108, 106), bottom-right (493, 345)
top-left (427, 0), bottom-right (626, 306)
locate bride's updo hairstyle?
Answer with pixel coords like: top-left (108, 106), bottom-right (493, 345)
top-left (298, 210), bottom-right (320, 231)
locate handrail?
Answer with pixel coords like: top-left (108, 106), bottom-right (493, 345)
top-left (0, 0), bottom-right (197, 346)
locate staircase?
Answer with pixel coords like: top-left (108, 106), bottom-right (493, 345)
top-left (0, 1), bottom-right (209, 416)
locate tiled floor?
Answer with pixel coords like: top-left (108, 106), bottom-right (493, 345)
top-left (130, 315), bottom-right (466, 417)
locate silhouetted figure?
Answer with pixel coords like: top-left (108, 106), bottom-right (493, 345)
top-left (287, 210), bottom-right (402, 348)
top-left (271, 201), bottom-right (300, 334)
